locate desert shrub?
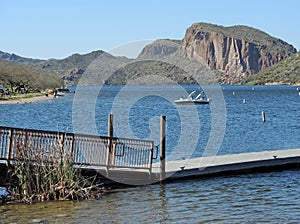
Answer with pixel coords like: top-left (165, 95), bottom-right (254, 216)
top-left (6, 134), bottom-right (104, 203)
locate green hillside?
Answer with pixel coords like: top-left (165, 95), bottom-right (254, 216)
top-left (243, 52), bottom-right (300, 85)
top-left (106, 60), bottom-right (195, 85)
top-left (0, 59), bottom-right (63, 91)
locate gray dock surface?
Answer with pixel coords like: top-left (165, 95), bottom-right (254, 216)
top-left (91, 148), bottom-right (300, 185)
top-left (151, 148), bottom-right (300, 181)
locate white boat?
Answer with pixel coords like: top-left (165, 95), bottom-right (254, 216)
top-left (56, 87), bottom-right (75, 94)
top-left (174, 90), bottom-right (210, 104)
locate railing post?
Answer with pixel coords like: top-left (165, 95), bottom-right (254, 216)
top-left (8, 129), bottom-right (14, 163)
top-left (71, 133), bottom-right (75, 162)
top-left (160, 115), bottom-right (166, 181)
top-left (149, 141), bottom-right (154, 176)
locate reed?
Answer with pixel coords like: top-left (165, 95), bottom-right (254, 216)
top-left (6, 134), bottom-right (104, 203)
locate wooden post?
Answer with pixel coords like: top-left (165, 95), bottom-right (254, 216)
top-left (108, 114), bottom-right (113, 139)
top-left (262, 111), bottom-right (266, 123)
top-left (160, 115), bottom-right (166, 181)
top-left (107, 114), bottom-right (114, 169)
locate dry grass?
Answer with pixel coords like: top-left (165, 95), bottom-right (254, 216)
top-left (6, 135), bottom-right (104, 203)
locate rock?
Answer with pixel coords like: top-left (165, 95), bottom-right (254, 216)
top-left (179, 23), bottom-right (297, 84)
top-left (138, 39), bottom-right (180, 59)
top-left (70, 67), bottom-right (85, 75)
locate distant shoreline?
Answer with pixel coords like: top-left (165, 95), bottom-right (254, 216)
top-left (0, 95), bottom-right (54, 105)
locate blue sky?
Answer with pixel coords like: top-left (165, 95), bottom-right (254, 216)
top-left (1, 0), bottom-right (300, 59)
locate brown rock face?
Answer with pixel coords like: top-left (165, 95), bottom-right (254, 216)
top-left (180, 23), bottom-right (297, 84)
top-left (138, 39), bottom-right (179, 59)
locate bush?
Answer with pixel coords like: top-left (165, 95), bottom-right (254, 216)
top-left (5, 135), bottom-right (104, 203)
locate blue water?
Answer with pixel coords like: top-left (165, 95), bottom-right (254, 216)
top-left (0, 85), bottom-right (299, 159)
top-left (1, 170), bottom-right (300, 223)
top-left (0, 85), bottom-right (300, 223)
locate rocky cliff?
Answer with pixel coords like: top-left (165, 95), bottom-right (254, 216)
top-left (179, 23), bottom-right (297, 84)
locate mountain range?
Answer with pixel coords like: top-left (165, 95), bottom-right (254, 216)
top-left (1, 22), bottom-right (299, 87)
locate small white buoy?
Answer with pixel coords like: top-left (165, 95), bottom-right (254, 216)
top-left (233, 91), bottom-right (235, 95)
top-left (243, 98), bottom-right (246, 104)
top-left (262, 111), bottom-right (266, 123)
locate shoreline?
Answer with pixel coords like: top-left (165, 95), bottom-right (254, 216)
top-left (0, 95), bottom-right (54, 105)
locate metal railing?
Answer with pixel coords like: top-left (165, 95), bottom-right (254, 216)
top-left (0, 126), bottom-right (155, 172)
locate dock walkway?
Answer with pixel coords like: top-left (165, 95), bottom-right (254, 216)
top-left (152, 148), bottom-right (300, 181)
top-left (88, 148), bottom-right (300, 185)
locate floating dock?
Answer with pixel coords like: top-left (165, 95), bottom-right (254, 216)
top-left (153, 148), bottom-right (300, 181)
top-left (87, 148), bottom-right (300, 185)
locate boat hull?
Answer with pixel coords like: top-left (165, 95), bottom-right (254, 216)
top-left (174, 99), bottom-right (209, 104)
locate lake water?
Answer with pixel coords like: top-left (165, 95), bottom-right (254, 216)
top-left (0, 85), bottom-right (300, 223)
